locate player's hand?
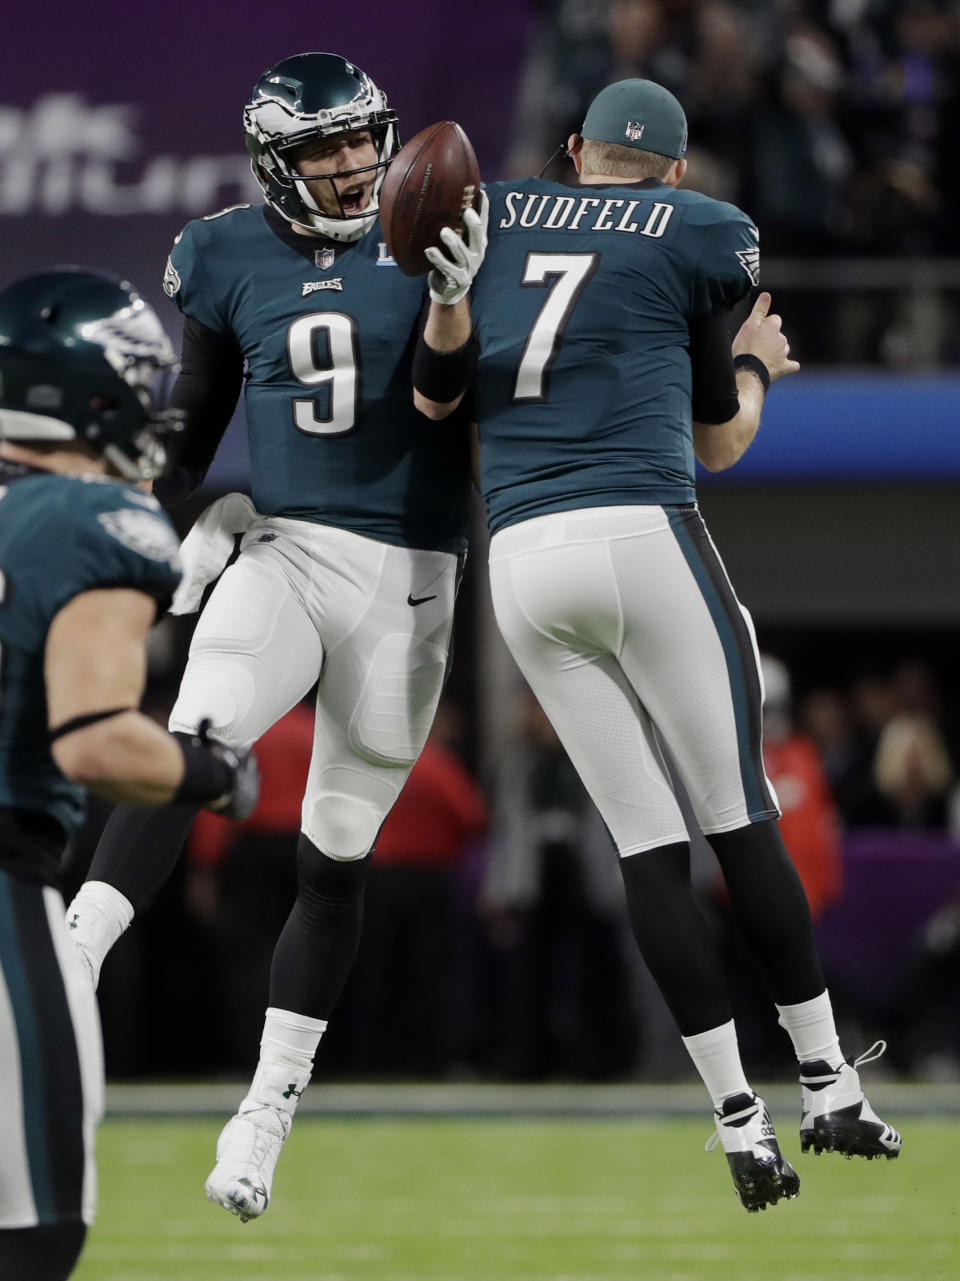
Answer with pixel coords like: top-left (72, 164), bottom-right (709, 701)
top-left (425, 189), bottom-right (489, 305)
top-left (732, 291), bottom-right (800, 385)
top-left (196, 719), bottom-right (261, 820)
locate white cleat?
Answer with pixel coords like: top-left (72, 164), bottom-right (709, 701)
top-left (205, 1105), bottom-right (291, 1222)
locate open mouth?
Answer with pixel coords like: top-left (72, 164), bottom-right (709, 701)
top-left (339, 185), bottom-right (370, 216)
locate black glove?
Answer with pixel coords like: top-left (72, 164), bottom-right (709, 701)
top-left (173, 719), bottom-right (261, 820)
top-left (200, 721), bottom-right (260, 820)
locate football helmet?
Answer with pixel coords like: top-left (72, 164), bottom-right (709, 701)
top-left (244, 52), bottom-right (398, 242)
top-left (0, 268), bottom-right (182, 481)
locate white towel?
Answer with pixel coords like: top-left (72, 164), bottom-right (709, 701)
top-left (170, 492), bottom-right (258, 615)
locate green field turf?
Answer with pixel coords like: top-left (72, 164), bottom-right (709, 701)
top-left (75, 1116), bottom-right (958, 1281)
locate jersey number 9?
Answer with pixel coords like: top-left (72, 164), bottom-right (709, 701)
top-left (287, 314), bottom-right (360, 436)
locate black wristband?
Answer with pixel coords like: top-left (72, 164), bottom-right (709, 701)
top-left (733, 353), bottom-right (770, 394)
top-left (173, 734), bottom-right (233, 806)
top-left (412, 334), bottom-right (478, 404)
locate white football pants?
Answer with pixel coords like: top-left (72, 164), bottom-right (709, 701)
top-left (169, 514), bottom-right (459, 860)
top-left (489, 504), bottom-right (779, 856)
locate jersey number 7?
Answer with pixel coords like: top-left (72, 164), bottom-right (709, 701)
top-left (513, 252), bottom-right (600, 403)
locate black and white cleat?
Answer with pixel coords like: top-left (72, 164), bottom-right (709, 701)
top-left (799, 1041), bottom-right (902, 1160)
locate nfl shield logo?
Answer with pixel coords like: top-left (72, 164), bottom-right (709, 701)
top-left (625, 121), bottom-right (645, 142)
top-left (315, 247), bottom-right (336, 271)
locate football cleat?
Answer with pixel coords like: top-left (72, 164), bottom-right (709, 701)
top-left (706, 1092), bottom-right (800, 1212)
top-left (205, 1105), bottom-right (291, 1223)
top-left (799, 1040), bottom-right (902, 1160)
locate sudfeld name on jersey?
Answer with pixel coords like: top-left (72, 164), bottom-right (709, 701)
top-left (302, 279), bottom-right (344, 296)
top-left (499, 190), bottom-right (676, 239)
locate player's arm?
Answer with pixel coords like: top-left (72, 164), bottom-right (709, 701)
top-left (413, 194), bottom-right (488, 420)
top-left (46, 588), bottom-right (257, 815)
top-left (153, 315), bottom-right (244, 506)
top-left (693, 292), bottom-right (799, 473)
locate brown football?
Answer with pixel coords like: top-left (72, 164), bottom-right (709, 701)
top-left (379, 121), bottom-right (481, 277)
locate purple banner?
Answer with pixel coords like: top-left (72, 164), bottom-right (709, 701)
top-left (817, 831), bottom-right (960, 1003)
top-left (0, 4), bottom-right (533, 483)
top-left (1, 5), bottom-right (534, 251)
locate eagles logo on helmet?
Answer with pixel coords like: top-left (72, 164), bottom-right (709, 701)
top-left (243, 52), bottom-right (399, 243)
top-left (0, 267), bottom-right (183, 481)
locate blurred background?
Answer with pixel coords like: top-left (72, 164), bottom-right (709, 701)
top-left (6, 0), bottom-right (960, 1088)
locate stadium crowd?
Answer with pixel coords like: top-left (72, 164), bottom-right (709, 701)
top-left (509, 0), bottom-right (958, 256)
top-left (507, 0), bottom-right (960, 364)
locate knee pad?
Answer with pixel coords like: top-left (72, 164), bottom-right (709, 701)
top-left (168, 657), bottom-right (259, 746)
top-left (348, 634), bottom-right (447, 766)
top-left (301, 767), bottom-right (398, 860)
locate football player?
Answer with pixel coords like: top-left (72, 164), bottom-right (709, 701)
top-left (0, 268), bottom-right (258, 1280)
top-left (416, 78), bottom-right (902, 1212)
top-left (64, 53), bottom-right (485, 1222)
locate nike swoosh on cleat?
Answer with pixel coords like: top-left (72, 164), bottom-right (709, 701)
top-left (407, 593), bottom-right (437, 606)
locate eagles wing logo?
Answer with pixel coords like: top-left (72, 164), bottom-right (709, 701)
top-left (98, 509), bottom-right (181, 568)
top-left (78, 301), bottom-right (176, 377)
top-left (162, 256), bottom-right (181, 298)
top-left (736, 247), bottom-right (760, 287)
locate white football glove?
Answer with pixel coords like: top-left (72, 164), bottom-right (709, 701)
top-left (425, 189), bottom-right (489, 306)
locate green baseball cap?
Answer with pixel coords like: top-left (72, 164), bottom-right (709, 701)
top-left (581, 79), bottom-right (688, 159)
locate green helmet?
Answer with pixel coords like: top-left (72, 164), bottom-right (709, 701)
top-left (0, 268), bottom-right (182, 482)
top-left (243, 52), bottom-right (398, 242)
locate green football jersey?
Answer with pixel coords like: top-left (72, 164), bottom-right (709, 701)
top-left (164, 205), bottom-right (469, 554)
top-left (471, 177), bottom-right (759, 533)
top-left (0, 465), bottom-right (181, 843)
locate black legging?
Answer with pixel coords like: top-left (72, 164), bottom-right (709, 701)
top-left (619, 819), bottom-right (824, 1037)
top-left (0, 1223), bottom-right (86, 1281)
top-left (268, 835), bottom-right (371, 1020)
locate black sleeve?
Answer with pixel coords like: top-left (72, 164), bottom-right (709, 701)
top-left (154, 315), bottom-right (244, 507)
top-left (689, 308), bottom-right (740, 425)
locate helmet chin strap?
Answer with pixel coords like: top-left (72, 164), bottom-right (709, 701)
top-left (291, 176), bottom-right (380, 242)
top-left (314, 210), bottom-right (379, 242)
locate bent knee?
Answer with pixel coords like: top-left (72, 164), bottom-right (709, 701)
top-left (302, 769), bottom-right (399, 860)
top-left (168, 658), bottom-right (259, 747)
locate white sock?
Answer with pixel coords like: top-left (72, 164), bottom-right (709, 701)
top-left (681, 1020), bottom-right (752, 1109)
top-left (776, 991), bottom-right (843, 1067)
top-left (64, 881), bottom-right (134, 987)
top-left (240, 1007), bottom-right (328, 1118)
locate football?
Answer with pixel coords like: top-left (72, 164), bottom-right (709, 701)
top-left (379, 121), bottom-right (481, 277)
